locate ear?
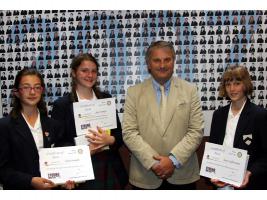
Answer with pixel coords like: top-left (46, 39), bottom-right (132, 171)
top-left (71, 69), bottom-right (76, 78)
top-left (13, 89), bottom-right (20, 98)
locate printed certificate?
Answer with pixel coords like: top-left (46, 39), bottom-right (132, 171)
top-left (200, 142), bottom-right (249, 187)
top-left (73, 98), bottom-right (117, 136)
top-left (39, 145), bottom-right (94, 185)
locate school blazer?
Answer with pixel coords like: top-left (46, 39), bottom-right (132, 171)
top-left (51, 92), bottom-right (124, 150)
top-left (122, 77), bottom-right (204, 189)
top-left (209, 100), bottom-right (267, 189)
top-left (0, 114), bottom-right (63, 189)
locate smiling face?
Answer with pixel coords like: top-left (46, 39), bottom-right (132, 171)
top-left (147, 47), bottom-right (174, 85)
top-left (225, 80), bottom-right (246, 103)
top-left (72, 60), bottom-right (98, 90)
top-left (15, 75), bottom-right (43, 108)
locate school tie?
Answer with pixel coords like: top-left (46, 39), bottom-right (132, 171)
top-left (160, 85), bottom-right (167, 126)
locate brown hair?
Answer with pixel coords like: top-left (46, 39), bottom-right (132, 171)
top-left (70, 53), bottom-right (101, 102)
top-left (219, 65), bottom-right (253, 97)
top-left (10, 68), bottom-right (47, 118)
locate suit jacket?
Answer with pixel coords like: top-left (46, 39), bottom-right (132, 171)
top-left (122, 77), bottom-right (204, 189)
top-left (0, 114), bottom-right (63, 189)
top-left (209, 100), bottom-right (267, 189)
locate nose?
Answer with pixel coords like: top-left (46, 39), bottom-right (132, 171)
top-left (229, 84), bottom-right (235, 92)
top-left (29, 87), bottom-right (36, 94)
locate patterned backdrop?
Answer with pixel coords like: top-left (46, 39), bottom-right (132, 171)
top-left (1, 10), bottom-right (267, 118)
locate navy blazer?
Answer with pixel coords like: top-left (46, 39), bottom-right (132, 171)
top-left (51, 92), bottom-right (123, 150)
top-left (0, 114), bottom-right (63, 189)
top-left (51, 92), bottom-right (128, 189)
top-left (209, 100), bottom-right (267, 189)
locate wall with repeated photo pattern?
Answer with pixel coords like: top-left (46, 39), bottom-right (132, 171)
top-left (1, 10), bottom-right (267, 125)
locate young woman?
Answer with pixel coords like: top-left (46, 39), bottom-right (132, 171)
top-left (209, 66), bottom-right (267, 189)
top-left (0, 69), bottom-right (74, 189)
top-left (51, 54), bottom-right (128, 189)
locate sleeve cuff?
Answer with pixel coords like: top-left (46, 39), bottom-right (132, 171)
top-left (169, 154), bottom-right (181, 169)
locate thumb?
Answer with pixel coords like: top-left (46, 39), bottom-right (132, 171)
top-left (43, 178), bottom-right (55, 186)
top-left (153, 155), bottom-right (161, 161)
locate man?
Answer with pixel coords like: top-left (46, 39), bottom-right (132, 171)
top-left (122, 41), bottom-right (204, 189)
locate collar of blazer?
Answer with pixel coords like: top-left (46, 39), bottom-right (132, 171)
top-left (13, 113), bottom-right (52, 150)
top-left (234, 99), bottom-right (253, 147)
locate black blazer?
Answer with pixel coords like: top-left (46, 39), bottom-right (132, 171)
top-left (51, 92), bottom-right (128, 189)
top-left (0, 114), bottom-right (63, 189)
top-left (209, 100), bottom-right (267, 189)
top-left (51, 92), bottom-right (123, 150)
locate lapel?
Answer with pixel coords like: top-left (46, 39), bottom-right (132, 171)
top-left (233, 100), bottom-right (251, 147)
top-left (40, 115), bottom-right (52, 148)
top-left (14, 114), bottom-right (39, 154)
top-left (162, 78), bottom-right (180, 134)
top-left (145, 78), bottom-right (164, 134)
top-left (217, 105), bottom-right (230, 144)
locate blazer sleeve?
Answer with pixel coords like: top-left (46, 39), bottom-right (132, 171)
top-left (209, 110), bottom-right (219, 144)
top-left (51, 98), bottom-right (75, 146)
top-left (248, 109), bottom-right (267, 175)
top-left (101, 92), bottom-right (124, 150)
top-left (0, 118), bottom-right (33, 189)
top-left (122, 86), bottom-right (159, 170)
top-left (109, 111), bottom-right (124, 150)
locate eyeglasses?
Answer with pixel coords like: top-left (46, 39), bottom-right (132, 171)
top-left (18, 86), bottom-right (43, 93)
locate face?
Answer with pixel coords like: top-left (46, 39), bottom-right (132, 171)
top-left (72, 60), bottom-right (97, 89)
top-left (225, 80), bottom-right (246, 103)
top-left (147, 47), bottom-right (174, 85)
top-left (15, 75), bottom-right (43, 108)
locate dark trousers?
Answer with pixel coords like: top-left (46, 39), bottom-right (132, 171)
top-left (132, 180), bottom-right (196, 190)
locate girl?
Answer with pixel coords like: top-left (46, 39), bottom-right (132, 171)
top-left (0, 69), bottom-right (74, 189)
top-left (51, 54), bottom-right (128, 189)
top-left (209, 66), bottom-right (267, 189)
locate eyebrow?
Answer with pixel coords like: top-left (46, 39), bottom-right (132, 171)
top-left (20, 83), bottom-right (42, 86)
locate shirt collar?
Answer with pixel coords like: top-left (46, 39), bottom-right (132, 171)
top-left (228, 99), bottom-right (247, 118)
top-left (152, 77), bottom-right (172, 92)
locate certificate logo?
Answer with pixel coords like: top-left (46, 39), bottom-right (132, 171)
top-left (81, 123), bottom-right (91, 130)
top-left (237, 152), bottom-right (242, 158)
top-left (78, 149), bottom-right (83, 154)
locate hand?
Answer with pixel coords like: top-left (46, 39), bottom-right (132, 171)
top-left (86, 127), bottom-right (115, 147)
top-left (210, 178), bottom-right (228, 188)
top-left (234, 170), bottom-right (251, 189)
top-left (62, 180), bottom-right (75, 190)
top-left (89, 143), bottom-right (104, 155)
top-left (151, 155), bottom-right (175, 179)
top-left (31, 177), bottom-right (56, 190)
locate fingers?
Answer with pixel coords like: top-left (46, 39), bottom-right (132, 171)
top-left (64, 180), bottom-right (75, 190)
top-left (42, 178), bottom-right (56, 189)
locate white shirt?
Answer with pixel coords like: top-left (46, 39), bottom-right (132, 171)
top-left (76, 90), bottom-right (97, 102)
top-left (223, 101), bottom-right (246, 147)
top-left (22, 110), bottom-right (43, 150)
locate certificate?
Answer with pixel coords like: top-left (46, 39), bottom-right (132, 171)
top-left (73, 98), bottom-right (117, 136)
top-left (200, 142), bottom-right (249, 187)
top-left (39, 145), bottom-right (94, 185)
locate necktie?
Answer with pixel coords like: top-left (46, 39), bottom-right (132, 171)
top-left (160, 85), bottom-right (167, 126)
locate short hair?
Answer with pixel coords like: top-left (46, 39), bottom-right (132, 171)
top-left (219, 65), bottom-right (253, 97)
top-left (145, 40), bottom-right (175, 64)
